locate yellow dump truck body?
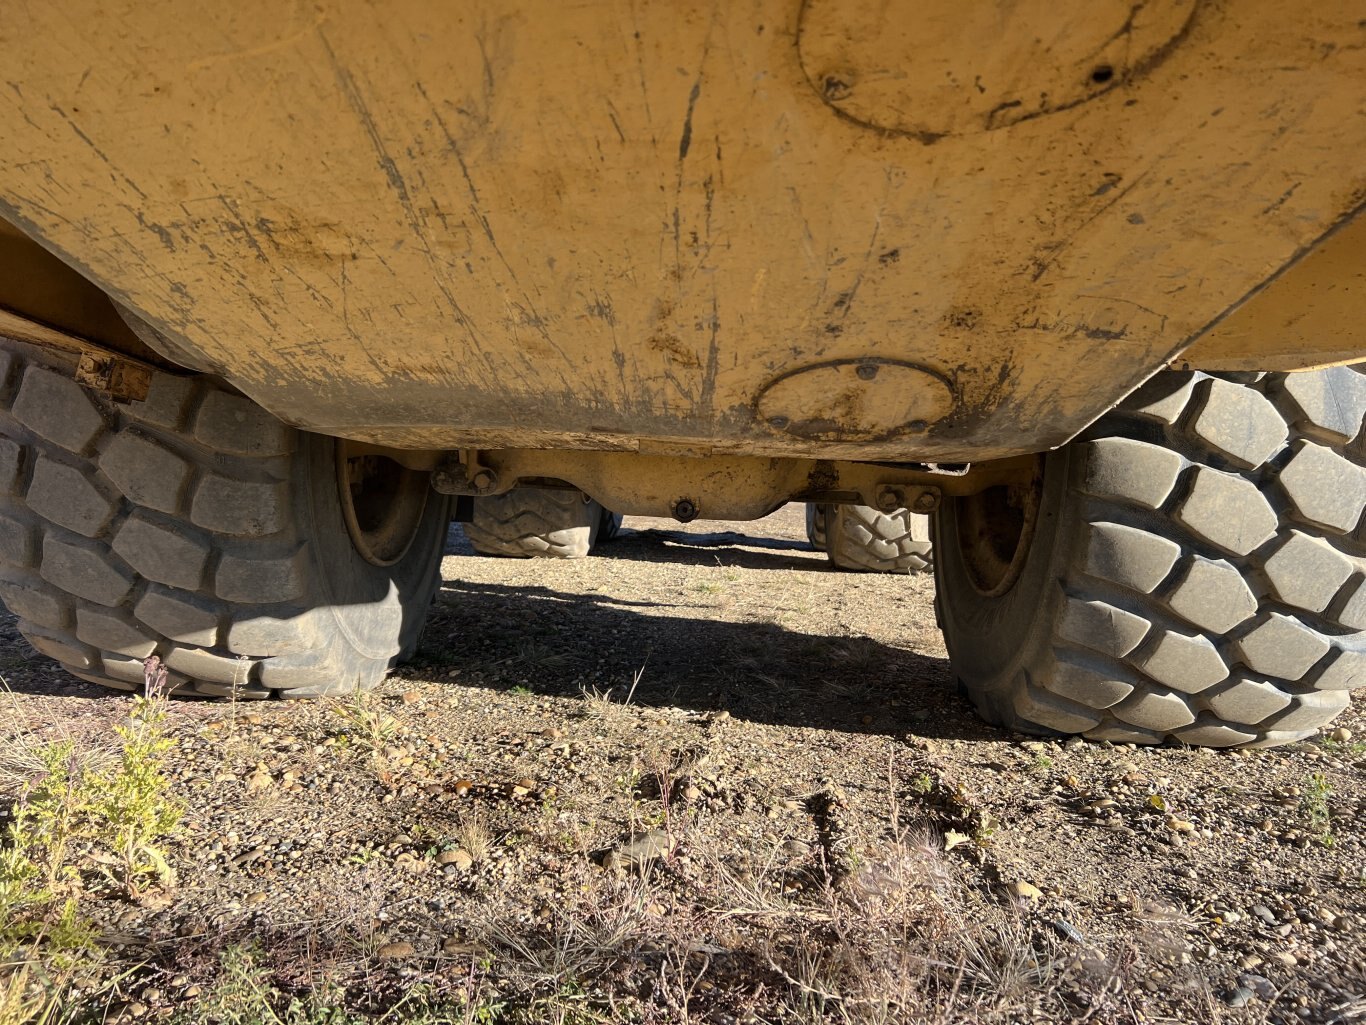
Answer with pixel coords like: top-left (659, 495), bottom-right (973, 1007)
top-left (0, 0), bottom-right (1362, 463)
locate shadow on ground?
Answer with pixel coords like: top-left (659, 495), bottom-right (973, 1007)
top-left (418, 575), bottom-right (995, 743)
top-left (448, 522), bottom-right (827, 573)
top-left (594, 526), bottom-right (823, 572)
top-left (3, 523), bottom-right (994, 744)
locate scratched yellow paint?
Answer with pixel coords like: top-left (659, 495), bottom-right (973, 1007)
top-left (0, 0), bottom-right (1361, 460)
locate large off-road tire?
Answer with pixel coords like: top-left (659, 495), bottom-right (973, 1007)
top-left (805, 503), bottom-right (828, 550)
top-left (0, 338), bottom-right (450, 699)
top-left (595, 504), bottom-right (624, 544)
top-left (935, 366), bottom-right (1366, 748)
top-left (807, 503), bottom-right (933, 573)
top-left (464, 488), bottom-right (615, 558)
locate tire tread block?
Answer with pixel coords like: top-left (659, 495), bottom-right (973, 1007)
top-left (826, 504), bottom-right (933, 573)
top-left (465, 489), bottom-right (599, 559)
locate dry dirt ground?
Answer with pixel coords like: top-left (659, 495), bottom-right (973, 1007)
top-left (3, 505), bottom-right (1366, 1024)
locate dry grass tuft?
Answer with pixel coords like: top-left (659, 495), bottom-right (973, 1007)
top-left (456, 810), bottom-right (492, 865)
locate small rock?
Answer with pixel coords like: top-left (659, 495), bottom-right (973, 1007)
top-left (1224, 987), bottom-right (1254, 1009)
top-left (377, 941), bottom-right (416, 959)
top-left (137, 889), bottom-right (173, 911)
top-left (602, 829), bottom-right (672, 871)
top-left (1252, 905), bottom-right (1277, 925)
top-left (1333, 915), bottom-right (1353, 933)
top-left (1240, 974), bottom-right (1276, 1000)
top-left (232, 847), bottom-right (266, 868)
top-left (1006, 881), bottom-right (1043, 902)
top-left (437, 849), bottom-right (474, 871)
top-left (129, 1003), bottom-right (149, 1018)
top-left (1330, 727), bottom-right (1353, 743)
top-left (1050, 919), bottom-right (1084, 944)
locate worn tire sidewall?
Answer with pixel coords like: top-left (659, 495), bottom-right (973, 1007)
top-left (299, 432), bottom-right (450, 662)
top-left (934, 446), bottom-right (1075, 725)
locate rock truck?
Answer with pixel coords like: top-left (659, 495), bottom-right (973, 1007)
top-left (0, 0), bottom-right (1362, 748)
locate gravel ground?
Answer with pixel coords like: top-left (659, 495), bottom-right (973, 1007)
top-left (2, 505), bottom-right (1365, 1024)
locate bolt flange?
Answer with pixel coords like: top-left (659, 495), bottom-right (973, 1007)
top-left (672, 497), bottom-right (699, 523)
top-left (876, 488), bottom-right (904, 513)
top-left (911, 491), bottom-right (939, 513)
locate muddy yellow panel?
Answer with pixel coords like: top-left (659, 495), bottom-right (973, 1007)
top-left (0, 1), bottom-right (1362, 460)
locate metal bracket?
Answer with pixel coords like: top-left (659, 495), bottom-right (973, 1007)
top-left (74, 352), bottom-right (153, 401)
top-left (0, 308), bottom-right (158, 401)
top-left (875, 485), bottom-right (940, 514)
top-left (431, 451), bottom-right (501, 496)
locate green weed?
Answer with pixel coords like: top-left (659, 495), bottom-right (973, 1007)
top-left (909, 773), bottom-right (935, 795)
top-left (97, 696), bottom-right (182, 895)
top-left (1, 684), bottom-right (180, 950)
top-left (327, 690), bottom-right (398, 751)
top-left (1302, 772), bottom-right (1334, 846)
top-left (1319, 737), bottom-right (1366, 758)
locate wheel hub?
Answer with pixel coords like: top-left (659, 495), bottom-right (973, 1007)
top-left (952, 464), bottom-right (1042, 598)
top-left (337, 441), bottom-right (431, 567)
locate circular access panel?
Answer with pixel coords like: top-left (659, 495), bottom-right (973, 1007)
top-left (755, 358), bottom-right (955, 441)
top-left (798, 0), bottom-right (1197, 138)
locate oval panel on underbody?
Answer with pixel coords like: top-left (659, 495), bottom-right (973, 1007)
top-left (798, 0), bottom-right (1197, 138)
top-left (754, 358), bottom-right (955, 441)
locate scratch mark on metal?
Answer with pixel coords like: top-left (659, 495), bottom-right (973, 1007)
top-left (1032, 165), bottom-right (1155, 281)
top-left (416, 81), bottom-right (571, 371)
top-left (1261, 181), bottom-right (1301, 216)
top-left (1075, 293), bottom-right (1168, 333)
top-left (48, 102), bottom-right (147, 200)
top-left (186, 14), bottom-right (327, 71)
top-left (317, 29), bottom-right (484, 349)
top-left (678, 79), bottom-right (701, 160)
top-left (699, 292), bottom-right (720, 419)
